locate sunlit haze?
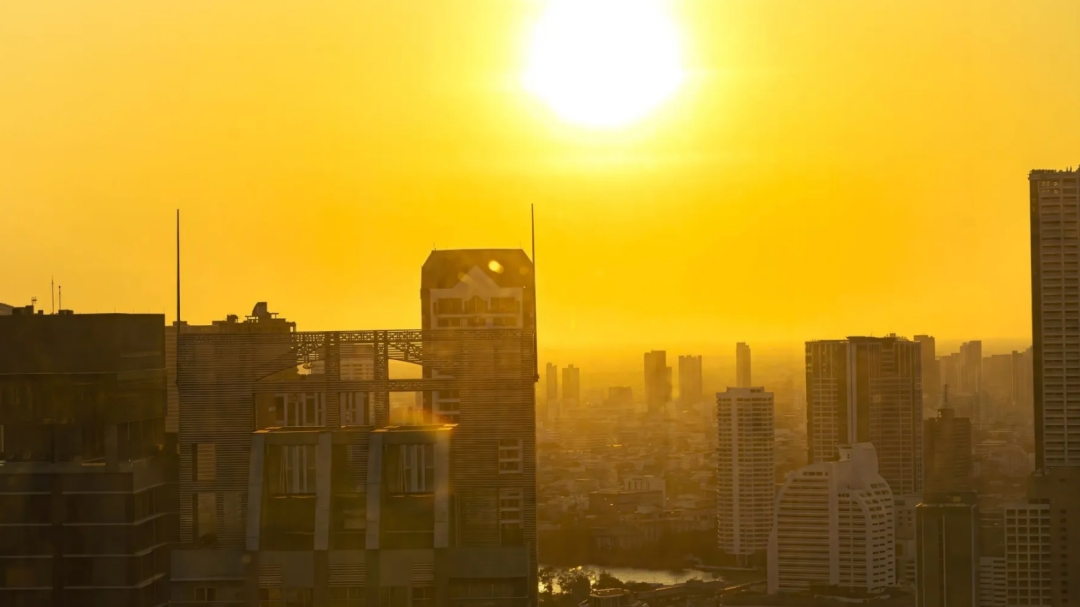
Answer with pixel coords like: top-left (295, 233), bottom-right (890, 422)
top-left (2, 1), bottom-right (1079, 349)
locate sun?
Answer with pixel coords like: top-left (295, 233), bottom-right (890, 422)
top-left (523, 0), bottom-right (686, 129)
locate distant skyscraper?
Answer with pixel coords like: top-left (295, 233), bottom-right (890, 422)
top-left (562, 364), bottom-right (580, 406)
top-left (923, 405), bottom-right (973, 496)
top-left (717, 387), bottom-right (775, 564)
top-left (678, 355), bottom-right (703, 404)
top-left (768, 443), bottom-right (895, 594)
top-left (938, 352), bottom-right (961, 398)
top-left (915, 335), bottom-right (940, 411)
top-left (915, 493), bottom-right (978, 607)
top-left (805, 335), bottom-right (923, 496)
top-left (1013, 347), bottom-right (1034, 414)
top-left (736, 342), bottom-right (752, 388)
top-left (543, 362), bottom-right (559, 421)
top-left (643, 350), bottom-right (671, 413)
top-left (959, 340), bottom-right (983, 397)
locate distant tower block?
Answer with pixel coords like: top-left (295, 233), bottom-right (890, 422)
top-left (736, 342), bottom-right (752, 388)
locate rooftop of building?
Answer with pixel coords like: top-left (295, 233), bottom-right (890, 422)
top-left (1030, 168), bottom-right (1079, 177)
top-left (421, 248), bottom-right (534, 289)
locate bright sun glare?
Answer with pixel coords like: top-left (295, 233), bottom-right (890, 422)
top-left (523, 0), bottom-right (686, 129)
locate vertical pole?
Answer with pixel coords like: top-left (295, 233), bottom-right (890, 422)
top-left (531, 204), bottom-right (538, 382)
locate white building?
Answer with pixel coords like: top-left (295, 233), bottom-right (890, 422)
top-left (768, 443), bottom-right (895, 595)
top-left (716, 387), bottom-right (775, 562)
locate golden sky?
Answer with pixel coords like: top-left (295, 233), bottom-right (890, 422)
top-left (2, 0), bottom-right (1079, 349)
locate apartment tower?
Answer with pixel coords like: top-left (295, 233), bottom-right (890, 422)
top-left (716, 387), bottom-right (775, 564)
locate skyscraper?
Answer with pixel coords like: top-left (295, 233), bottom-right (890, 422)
top-left (915, 335), bottom-right (940, 411)
top-left (544, 362), bottom-right (558, 421)
top-left (768, 443), bottom-right (895, 595)
top-left (0, 307), bottom-right (177, 606)
top-left (923, 406), bottom-right (973, 496)
top-left (736, 342), bottom-right (752, 388)
top-left (716, 387), bottom-right (775, 564)
top-left (805, 335), bottom-right (923, 496)
top-left (643, 350), bottom-right (671, 414)
top-left (915, 493), bottom-right (978, 607)
top-left (562, 364), bottom-right (580, 406)
top-left (959, 340), bottom-right (983, 397)
top-left (678, 355), bottom-right (703, 405)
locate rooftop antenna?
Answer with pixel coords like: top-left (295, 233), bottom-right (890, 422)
top-left (58, 285), bottom-right (62, 312)
top-left (51, 277), bottom-right (54, 314)
top-left (531, 203), bottom-right (539, 382)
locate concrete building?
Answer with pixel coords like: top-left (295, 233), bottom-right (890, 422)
top-left (915, 335), bottom-right (940, 412)
top-left (923, 406), bottom-right (973, 495)
top-left (678, 355), bottom-right (703, 405)
top-left (562, 365), bottom-right (580, 408)
top-left (736, 343), bottom-right (752, 388)
top-left (0, 307), bottom-right (178, 607)
top-left (768, 443), bottom-right (895, 595)
top-left (959, 341), bottom-right (983, 398)
top-left (643, 351), bottom-right (671, 414)
top-left (915, 493), bottom-right (978, 607)
top-left (716, 387), bottom-right (775, 563)
top-left (805, 336), bottom-right (923, 496)
top-left (170, 249), bottom-right (538, 606)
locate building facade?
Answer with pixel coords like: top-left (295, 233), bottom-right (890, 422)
top-left (170, 249), bottom-right (538, 606)
top-left (561, 365), bottom-right (580, 408)
top-left (0, 308), bottom-right (178, 607)
top-left (915, 494), bottom-right (978, 607)
top-left (914, 335), bottom-right (940, 412)
top-left (805, 336), bottom-right (923, 496)
top-left (923, 407), bottom-right (973, 496)
top-left (768, 443), bottom-right (895, 595)
top-left (716, 387), bottom-right (775, 563)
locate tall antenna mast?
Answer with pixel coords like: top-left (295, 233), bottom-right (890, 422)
top-left (51, 277), bottom-right (54, 314)
top-left (176, 209), bottom-right (181, 329)
top-left (58, 285), bottom-right (62, 312)
top-left (531, 204), bottom-right (539, 382)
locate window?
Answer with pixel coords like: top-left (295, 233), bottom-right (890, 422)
top-left (259, 588), bottom-right (282, 607)
top-left (341, 392), bottom-right (369, 426)
top-left (195, 587), bottom-right (217, 602)
top-left (194, 444), bottom-right (217, 481)
top-left (492, 317), bottom-right (518, 327)
top-left (499, 488), bottom-right (523, 546)
top-left (463, 296), bottom-right (487, 314)
top-left (434, 298), bottom-right (462, 314)
top-left (434, 391), bottom-right (460, 424)
top-left (467, 317), bottom-right (488, 327)
top-left (330, 587), bottom-right (365, 607)
top-left (379, 587), bottom-right (408, 607)
top-left (195, 492), bottom-right (217, 545)
top-left (412, 586), bottom-right (434, 607)
top-left (490, 297), bottom-right (519, 313)
top-left (285, 588), bottom-right (313, 607)
top-left (275, 393), bottom-right (325, 427)
top-left (386, 444), bottom-right (435, 494)
top-left (280, 445), bottom-right (317, 494)
top-left (498, 439), bottom-right (522, 474)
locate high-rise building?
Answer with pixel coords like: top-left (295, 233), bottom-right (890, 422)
top-left (736, 342), bottom-right (752, 388)
top-left (562, 365), bottom-right (580, 406)
top-left (544, 360), bottom-right (561, 419)
top-left (716, 387), bottom-right (775, 564)
top-left (1016, 168), bottom-right (1080, 607)
top-left (169, 249), bottom-right (539, 606)
top-left (0, 307), bottom-right (178, 606)
top-left (938, 353), bottom-right (961, 398)
top-left (959, 340), bottom-right (983, 397)
top-left (805, 336), bottom-right (923, 496)
top-left (643, 350), bottom-right (671, 414)
top-left (923, 406), bottom-right (973, 495)
top-left (1013, 348), bottom-right (1034, 416)
top-left (768, 443), bottom-right (895, 595)
top-left (1004, 501), bottom-right (1052, 606)
top-left (678, 355), bottom-right (703, 405)
top-left (915, 335), bottom-right (940, 411)
top-left (915, 493), bottom-right (978, 607)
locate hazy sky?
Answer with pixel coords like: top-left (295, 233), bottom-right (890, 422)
top-left (2, 1), bottom-right (1079, 349)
